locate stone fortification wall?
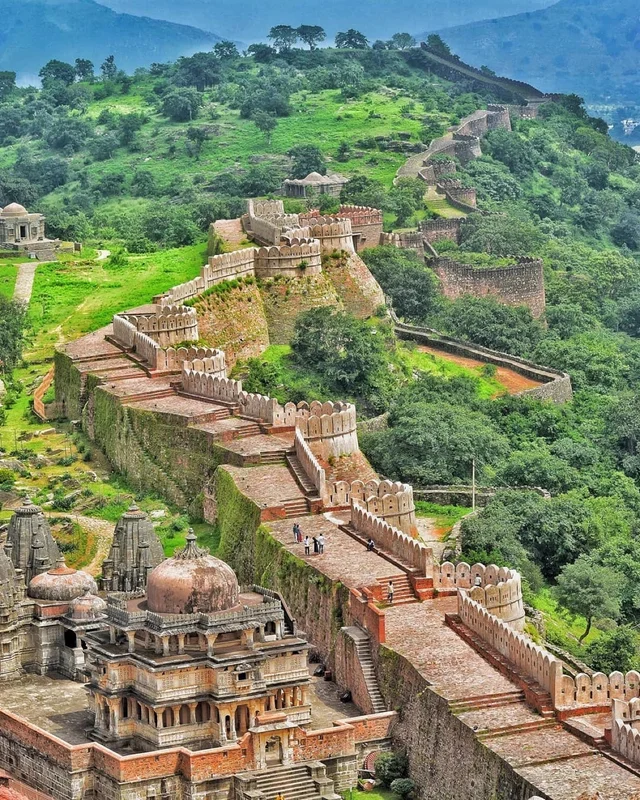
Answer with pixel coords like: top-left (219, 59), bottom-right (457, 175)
top-left (351, 502), bottom-right (432, 578)
top-left (392, 311), bottom-right (572, 402)
top-left (296, 400), bottom-right (359, 458)
top-left (249, 199), bottom-right (285, 218)
top-left (294, 218), bottom-right (355, 254)
top-left (181, 352), bottom-right (227, 377)
top-left (204, 249), bottom-right (256, 286)
top-left (294, 428), bottom-right (326, 497)
top-left (438, 562), bottom-right (525, 630)
top-left (379, 231), bottom-right (424, 259)
top-left (433, 256), bottom-right (546, 318)
top-left (118, 305), bottom-right (199, 347)
top-left (337, 206), bottom-right (383, 251)
top-left (255, 241), bottom-right (322, 277)
top-left (330, 479), bottom-right (416, 535)
top-left (436, 179), bottom-right (477, 210)
top-left (459, 592), bottom-right (640, 712)
top-left (420, 217), bottom-right (467, 245)
top-left (451, 133), bottom-right (483, 164)
top-left (612, 698), bottom-right (640, 766)
top-left (458, 593), bottom-right (563, 705)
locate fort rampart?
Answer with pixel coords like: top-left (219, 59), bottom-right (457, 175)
top-left (433, 256), bottom-right (546, 318)
top-left (296, 401), bottom-right (359, 459)
top-left (436, 179), bottom-right (477, 211)
top-left (391, 310), bottom-right (573, 402)
top-left (350, 503), bottom-right (432, 578)
top-left (438, 562), bottom-right (525, 630)
top-left (379, 231), bottom-right (424, 258)
top-left (117, 305), bottom-right (199, 347)
top-left (311, 206), bottom-right (383, 252)
top-left (330, 479), bottom-right (416, 535)
top-left (294, 428), bottom-right (326, 498)
top-left (419, 217), bottom-right (467, 245)
top-left (612, 698), bottom-right (640, 766)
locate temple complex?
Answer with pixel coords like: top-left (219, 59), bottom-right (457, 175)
top-left (0, 203), bottom-right (60, 259)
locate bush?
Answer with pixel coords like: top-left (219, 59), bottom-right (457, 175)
top-left (374, 752), bottom-right (408, 787)
top-left (390, 779), bottom-right (416, 799)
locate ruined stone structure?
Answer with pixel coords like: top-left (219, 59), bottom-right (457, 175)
top-left (99, 505), bottom-right (164, 592)
top-left (434, 256), bottom-right (546, 318)
top-left (283, 172), bottom-right (348, 198)
top-left (0, 203), bottom-right (59, 260)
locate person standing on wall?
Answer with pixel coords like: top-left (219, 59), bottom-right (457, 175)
top-left (318, 533), bottom-right (325, 554)
top-left (387, 580), bottom-right (394, 605)
top-left (304, 535), bottom-right (311, 556)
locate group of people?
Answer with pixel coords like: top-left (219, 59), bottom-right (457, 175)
top-left (293, 523), bottom-right (325, 555)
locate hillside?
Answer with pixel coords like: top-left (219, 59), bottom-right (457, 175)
top-left (425, 0), bottom-right (640, 123)
top-left (101, 0), bottom-right (555, 43)
top-left (0, 0), bottom-right (220, 82)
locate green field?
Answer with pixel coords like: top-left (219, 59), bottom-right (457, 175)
top-left (0, 261), bottom-right (19, 298)
top-left (400, 343), bottom-right (505, 399)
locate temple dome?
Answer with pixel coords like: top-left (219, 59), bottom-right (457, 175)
top-left (67, 591), bottom-right (107, 621)
top-left (2, 203), bottom-right (27, 215)
top-left (146, 530), bottom-right (239, 615)
top-left (305, 172), bottom-right (325, 182)
top-left (27, 558), bottom-right (98, 602)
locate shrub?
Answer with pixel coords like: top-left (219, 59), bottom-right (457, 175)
top-left (374, 752), bottom-right (408, 788)
top-left (390, 779), bottom-right (416, 799)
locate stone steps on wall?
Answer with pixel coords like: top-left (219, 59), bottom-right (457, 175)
top-left (445, 613), bottom-right (556, 718)
top-left (286, 453), bottom-right (318, 496)
top-left (234, 422), bottom-right (262, 438)
top-left (476, 718), bottom-right (558, 741)
top-left (348, 628), bottom-right (387, 714)
top-left (259, 450), bottom-right (289, 465)
top-left (283, 498), bottom-right (311, 517)
top-left (376, 574), bottom-right (419, 604)
top-left (449, 689), bottom-right (525, 714)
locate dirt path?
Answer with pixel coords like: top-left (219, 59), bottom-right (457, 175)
top-left (417, 344), bottom-right (543, 395)
top-left (96, 249), bottom-right (110, 261)
top-left (44, 513), bottom-right (113, 577)
top-left (13, 262), bottom-right (38, 304)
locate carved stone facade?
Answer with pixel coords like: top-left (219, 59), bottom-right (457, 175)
top-left (100, 505), bottom-right (164, 593)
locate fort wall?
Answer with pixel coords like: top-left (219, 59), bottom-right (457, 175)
top-left (436, 179), bottom-right (477, 210)
top-left (337, 206), bottom-right (383, 252)
top-left (296, 400), bottom-right (359, 459)
top-left (255, 241), bottom-right (322, 277)
top-left (118, 305), bottom-right (199, 347)
top-left (420, 217), bottom-right (466, 245)
top-left (294, 428), bottom-right (326, 498)
top-left (433, 256), bottom-right (546, 318)
top-left (379, 231), bottom-right (424, 259)
top-left (612, 698), bottom-right (640, 766)
top-left (350, 503), bottom-right (432, 578)
top-left (330, 479), bottom-right (416, 535)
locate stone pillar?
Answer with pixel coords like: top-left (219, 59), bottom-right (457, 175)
top-left (172, 705), bottom-right (181, 726)
top-left (243, 629), bottom-right (255, 649)
top-left (189, 702), bottom-right (198, 725)
top-left (162, 635), bottom-right (170, 657)
top-left (126, 631), bottom-right (135, 653)
top-left (206, 633), bottom-right (218, 655)
top-left (155, 636), bottom-right (162, 655)
top-left (178, 634), bottom-right (185, 655)
top-left (229, 709), bottom-right (237, 741)
top-left (109, 626), bottom-right (116, 644)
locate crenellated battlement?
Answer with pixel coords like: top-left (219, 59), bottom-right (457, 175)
top-left (117, 305), bottom-right (199, 347)
top-left (439, 562), bottom-right (525, 630)
top-left (329, 479), bottom-right (415, 535)
top-left (254, 241), bottom-right (322, 277)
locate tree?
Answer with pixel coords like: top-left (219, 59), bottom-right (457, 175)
top-left (185, 126), bottom-right (209, 159)
top-left (0, 72), bottom-right (16, 100)
top-left (335, 29), bottom-right (369, 49)
top-left (390, 33), bottom-right (416, 50)
top-left (101, 55), bottom-right (118, 81)
top-left (38, 60), bottom-right (76, 87)
top-left (131, 170), bottom-right (157, 198)
top-left (175, 53), bottom-right (220, 91)
top-left (247, 44), bottom-right (277, 63)
top-left (253, 111), bottom-right (277, 144)
top-left (612, 212), bottom-right (640, 250)
top-left (74, 59), bottom-right (94, 82)
top-left (297, 25), bottom-right (326, 50)
top-left (426, 34), bottom-right (452, 57)
top-left (268, 25), bottom-right (299, 52)
top-left (288, 144), bottom-right (326, 179)
top-left (556, 556), bottom-right (622, 642)
top-left (361, 246), bottom-right (440, 322)
top-left (586, 627), bottom-right (639, 674)
top-left (162, 89), bottom-right (202, 122)
top-left (0, 296), bottom-right (28, 371)
top-left (374, 753), bottom-right (408, 788)
top-left (213, 41), bottom-right (239, 60)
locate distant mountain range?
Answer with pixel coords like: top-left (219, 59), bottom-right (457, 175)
top-left (0, 0), bottom-right (221, 83)
top-left (99, 0), bottom-right (555, 43)
top-left (425, 0), bottom-right (640, 107)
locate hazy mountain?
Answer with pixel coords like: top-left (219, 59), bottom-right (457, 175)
top-left (424, 0), bottom-right (640, 105)
top-left (99, 0), bottom-right (555, 43)
top-left (0, 0), bottom-right (221, 83)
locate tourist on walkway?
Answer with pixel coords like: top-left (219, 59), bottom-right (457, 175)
top-left (318, 534), bottom-right (325, 554)
top-left (293, 522), bottom-right (301, 543)
top-left (367, 538), bottom-right (375, 552)
top-left (304, 536), bottom-right (311, 556)
top-left (313, 536), bottom-right (319, 553)
top-left (387, 580), bottom-right (394, 605)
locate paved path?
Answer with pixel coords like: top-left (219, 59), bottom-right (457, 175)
top-left (12, 262), bottom-right (38, 303)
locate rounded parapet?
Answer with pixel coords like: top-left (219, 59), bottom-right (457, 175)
top-left (330, 479), bottom-right (416, 535)
top-left (444, 562), bottom-right (525, 630)
top-left (295, 400), bottom-right (359, 458)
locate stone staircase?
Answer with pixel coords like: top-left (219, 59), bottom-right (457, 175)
top-left (346, 627), bottom-right (386, 714)
top-left (476, 718), bottom-right (558, 741)
top-left (283, 497), bottom-right (310, 518)
top-left (234, 421), bottom-right (262, 438)
top-left (243, 763), bottom-right (340, 800)
top-left (446, 613), bottom-right (556, 717)
top-left (377, 574), bottom-right (418, 605)
top-left (449, 690), bottom-right (525, 715)
top-left (260, 449), bottom-right (290, 466)
top-left (286, 453), bottom-right (319, 496)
